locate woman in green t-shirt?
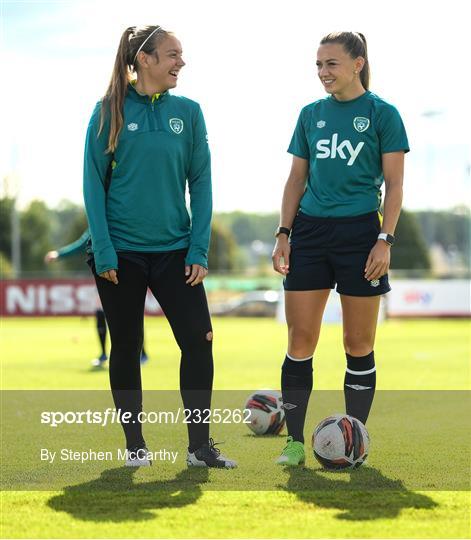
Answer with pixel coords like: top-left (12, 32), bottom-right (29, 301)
top-left (272, 31), bottom-right (409, 466)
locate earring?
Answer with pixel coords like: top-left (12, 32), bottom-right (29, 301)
top-left (354, 70), bottom-right (358, 74)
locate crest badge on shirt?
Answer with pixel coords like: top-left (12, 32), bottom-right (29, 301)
top-left (127, 123), bottom-right (138, 131)
top-left (353, 117), bottom-right (370, 133)
top-left (169, 118), bottom-right (184, 134)
top-left (316, 120), bottom-right (326, 128)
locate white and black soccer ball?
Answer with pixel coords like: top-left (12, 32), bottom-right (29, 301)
top-left (244, 390), bottom-right (285, 435)
top-left (312, 414), bottom-right (369, 470)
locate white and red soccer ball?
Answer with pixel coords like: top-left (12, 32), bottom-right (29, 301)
top-left (245, 390), bottom-right (286, 435)
top-left (312, 414), bottom-right (370, 470)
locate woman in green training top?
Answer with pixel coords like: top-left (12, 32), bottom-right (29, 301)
top-left (272, 31), bottom-right (409, 466)
top-left (84, 25), bottom-right (236, 468)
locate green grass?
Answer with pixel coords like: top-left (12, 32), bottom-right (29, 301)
top-left (1, 317), bottom-right (470, 538)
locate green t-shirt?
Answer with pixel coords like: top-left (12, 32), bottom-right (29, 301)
top-left (288, 91), bottom-right (409, 217)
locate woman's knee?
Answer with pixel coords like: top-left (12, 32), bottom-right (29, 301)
top-left (178, 327), bottom-right (213, 355)
top-left (108, 327), bottom-right (143, 354)
top-left (288, 325), bottom-right (317, 357)
top-left (343, 331), bottom-right (374, 357)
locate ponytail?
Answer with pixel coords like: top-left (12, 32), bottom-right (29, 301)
top-left (98, 27), bottom-right (134, 153)
top-left (98, 25), bottom-right (169, 153)
top-left (355, 32), bottom-right (370, 90)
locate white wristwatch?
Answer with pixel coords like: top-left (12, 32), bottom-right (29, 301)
top-left (378, 233), bottom-right (395, 246)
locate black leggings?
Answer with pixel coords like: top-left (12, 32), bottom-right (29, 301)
top-left (92, 250), bottom-right (213, 451)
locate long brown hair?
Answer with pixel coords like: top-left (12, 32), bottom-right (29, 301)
top-left (320, 32), bottom-right (370, 90)
top-left (98, 25), bottom-right (170, 153)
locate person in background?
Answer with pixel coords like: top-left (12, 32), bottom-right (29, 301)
top-left (45, 229), bottom-right (150, 368)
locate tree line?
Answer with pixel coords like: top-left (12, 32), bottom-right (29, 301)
top-left (0, 196), bottom-right (469, 276)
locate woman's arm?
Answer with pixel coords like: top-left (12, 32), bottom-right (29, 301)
top-left (272, 156), bottom-right (309, 275)
top-left (364, 151), bottom-right (404, 281)
top-left (83, 103), bottom-right (117, 280)
top-left (185, 105), bottom-right (212, 285)
top-left (56, 229), bottom-right (91, 259)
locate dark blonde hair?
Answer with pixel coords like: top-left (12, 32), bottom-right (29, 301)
top-left (320, 32), bottom-right (370, 90)
top-left (98, 25), bottom-right (171, 153)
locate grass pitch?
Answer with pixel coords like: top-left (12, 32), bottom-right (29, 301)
top-left (1, 316), bottom-right (470, 538)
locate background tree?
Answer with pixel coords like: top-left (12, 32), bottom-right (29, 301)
top-left (20, 200), bottom-right (53, 272)
top-left (390, 210), bottom-right (431, 270)
top-left (8, 197), bottom-right (469, 277)
top-left (217, 212), bottom-right (278, 245)
top-left (0, 197), bottom-right (14, 263)
top-left (208, 220), bottom-right (240, 271)
top-left (415, 208), bottom-right (470, 269)
top-left (0, 252), bottom-right (13, 278)
top-left (50, 200), bottom-right (86, 247)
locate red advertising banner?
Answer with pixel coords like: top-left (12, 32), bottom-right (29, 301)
top-left (0, 279), bottom-right (163, 317)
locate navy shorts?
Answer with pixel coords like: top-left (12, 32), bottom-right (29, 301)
top-left (283, 211), bottom-right (391, 296)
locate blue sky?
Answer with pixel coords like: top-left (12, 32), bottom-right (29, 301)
top-left (1, 0), bottom-right (470, 212)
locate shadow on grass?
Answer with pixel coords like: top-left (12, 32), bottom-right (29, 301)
top-left (281, 465), bottom-right (438, 521)
top-left (47, 461), bottom-right (440, 523)
top-left (47, 466), bottom-right (208, 523)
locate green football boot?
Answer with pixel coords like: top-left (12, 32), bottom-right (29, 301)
top-left (276, 436), bottom-right (305, 466)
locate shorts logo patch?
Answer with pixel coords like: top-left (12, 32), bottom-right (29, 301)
top-left (370, 279), bottom-right (380, 287)
top-left (127, 123), bottom-right (138, 131)
top-left (317, 120), bottom-right (326, 128)
top-left (353, 117), bottom-right (370, 132)
top-left (169, 118), bottom-right (184, 134)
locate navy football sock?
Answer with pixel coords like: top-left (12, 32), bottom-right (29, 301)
top-left (281, 354), bottom-right (313, 444)
top-left (344, 351), bottom-right (376, 424)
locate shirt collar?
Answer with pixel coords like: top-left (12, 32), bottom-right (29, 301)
top-left (128, 80), bottom-right (168, 103)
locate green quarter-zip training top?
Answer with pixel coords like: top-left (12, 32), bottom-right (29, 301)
top-left (83, 83), bottom-right (212, 275)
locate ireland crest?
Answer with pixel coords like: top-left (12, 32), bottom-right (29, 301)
top-left (353, 117), bottom-right (370, 133)
top-left (169, 118), bottom-right (184, 134)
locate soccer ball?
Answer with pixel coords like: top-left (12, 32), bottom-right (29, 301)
top-left (244, 390), bottom-right (285, 435)
top-left (312, 414), bottom-right (369, 470)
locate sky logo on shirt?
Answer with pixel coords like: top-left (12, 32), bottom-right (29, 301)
top-left (316, 133), bottom-right (365, 166)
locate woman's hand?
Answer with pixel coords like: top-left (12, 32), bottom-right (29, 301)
top-left (185, 264), bottom-right (208, 286)
top-left (99, 269), bottom-right (119, 285)
top-left (44, 251), bottom-right (59, 263)
top-left (272, 236), bottom-right (291, 275)
top-left (364, 241), bottom-right (391, 281)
